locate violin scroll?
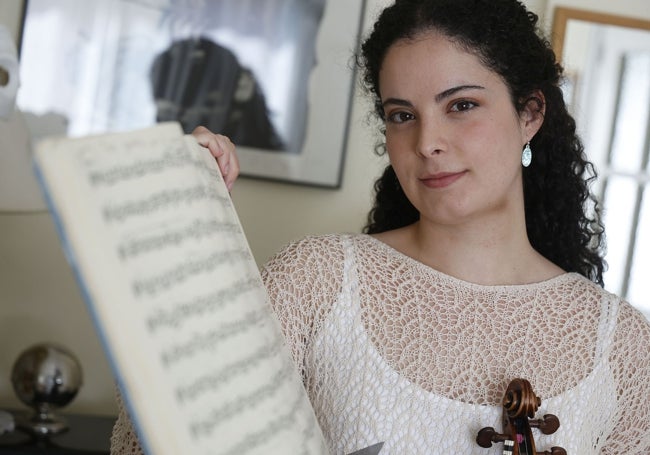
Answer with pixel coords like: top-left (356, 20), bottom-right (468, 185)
top-left (476, 378), bottom-right (566, 455)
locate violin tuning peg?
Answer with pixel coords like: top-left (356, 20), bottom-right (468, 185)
top-left (537, 447), bottom-right (567, 455)
top-left (529, 414), bottom-right (560, 435)
top-left (476, 427), bottom-right (496, 447)
top-left (476, 426), bottom-right (509, 448)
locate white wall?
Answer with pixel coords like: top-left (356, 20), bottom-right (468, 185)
top-left (0, 0), bottom-right (647, 417)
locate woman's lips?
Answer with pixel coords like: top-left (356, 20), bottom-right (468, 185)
top-left (419, 171), bottom-right (467, 188)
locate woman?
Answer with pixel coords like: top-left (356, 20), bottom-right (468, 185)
top-left (111, 0), bottom-right (650, 453)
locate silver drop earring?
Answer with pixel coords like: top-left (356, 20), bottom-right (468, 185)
top-left (521, 141), bottom-right (532, 167)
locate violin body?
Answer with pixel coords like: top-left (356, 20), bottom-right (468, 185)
top-left (476, 378), bottom-right (566, 455)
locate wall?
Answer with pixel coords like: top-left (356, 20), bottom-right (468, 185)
top-left (0, 0), bottom-right (388, 417)
top-left (0, 0), bottom-right (647, 417)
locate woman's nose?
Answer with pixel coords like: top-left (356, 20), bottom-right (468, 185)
top-left (415, 120), bottom-right (444, 158)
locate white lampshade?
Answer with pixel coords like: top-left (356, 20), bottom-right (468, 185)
top-left (0, 24), bottom-right (46, 212)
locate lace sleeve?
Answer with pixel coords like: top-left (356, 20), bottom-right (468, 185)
top-left (603, 302), bottom-right (650, 454)
top-left (109, 389), bottom-right (144, 455)
top-left (260, 234), bottom-right (345, 380)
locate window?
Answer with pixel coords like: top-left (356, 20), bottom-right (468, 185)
top-left (562, 21), bottom-right (650, 318)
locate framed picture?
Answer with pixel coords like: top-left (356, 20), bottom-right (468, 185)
top-left (17, 0), bottom-right (367, 188)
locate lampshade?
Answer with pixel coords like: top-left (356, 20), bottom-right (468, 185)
top-left (0, 24), bottom-right (46, 212)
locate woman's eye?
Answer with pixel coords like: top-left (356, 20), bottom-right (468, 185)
top-left (450, 100), bottom-right (477, 112)
top-left (386, 111), bottom-right (415, 123)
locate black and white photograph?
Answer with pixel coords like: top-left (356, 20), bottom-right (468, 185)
top-left (17, 0), bottom-right (366, 186)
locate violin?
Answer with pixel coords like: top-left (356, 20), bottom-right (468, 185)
top-left (476, 378), bottom-right (566, 455)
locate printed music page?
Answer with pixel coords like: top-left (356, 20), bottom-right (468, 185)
top-left (33, 122), bottom-right (329, 455)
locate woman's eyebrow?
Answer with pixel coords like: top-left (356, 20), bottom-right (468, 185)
top-left (434, 84), bottom-right (485, 102)
top-left (381, 98), bottom-right (413, 110)
top-left (381, 85), bottom-right (485, 109)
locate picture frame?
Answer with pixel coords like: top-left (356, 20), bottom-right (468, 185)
top-left (17, 0), bottom-right (367, 188)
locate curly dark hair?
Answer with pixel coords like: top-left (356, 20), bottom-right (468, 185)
top-left (357, 0), bottom-right (605, 285)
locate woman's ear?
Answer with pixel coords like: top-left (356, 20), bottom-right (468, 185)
top-left (520, 90), bottom-right (545, 139)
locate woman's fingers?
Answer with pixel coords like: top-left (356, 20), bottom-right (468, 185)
top-left (192, 126), bottom-right (240, 191)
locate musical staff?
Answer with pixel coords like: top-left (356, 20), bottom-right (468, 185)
top-left (146, 277), bottom-right (260, 332)
top-left (118, 219), bottom-right (241, 260)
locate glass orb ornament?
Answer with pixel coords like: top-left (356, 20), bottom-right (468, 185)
top-left (11, 343), bottom-right (83, 435)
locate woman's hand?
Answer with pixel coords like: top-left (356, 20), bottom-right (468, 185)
top-left (191, 126), bottom-right (240, 191)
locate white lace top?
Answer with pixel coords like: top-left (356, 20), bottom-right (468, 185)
top-left (261, 234), bottom-right (650, 454)
top-left (111, 233), bottom-right (650, 454)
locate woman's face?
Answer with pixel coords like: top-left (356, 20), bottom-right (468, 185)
top-left (379, 31), bottom-right (540, 227)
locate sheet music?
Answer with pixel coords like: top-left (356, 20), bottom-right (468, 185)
top-left (35, 123), bottom-right (328, 454)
